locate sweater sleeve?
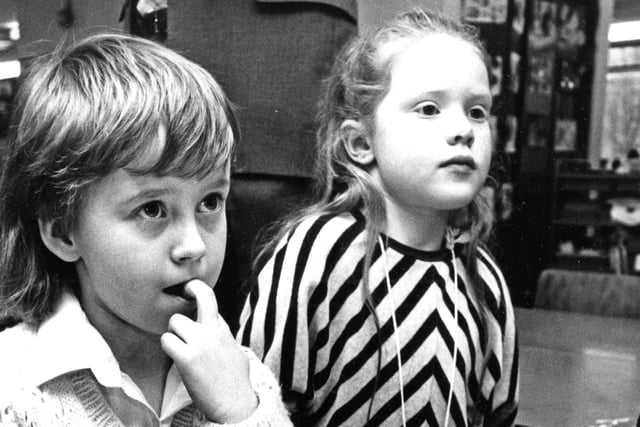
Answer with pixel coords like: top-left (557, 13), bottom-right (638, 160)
top-left (200, 347), bottom-right (291, 427)
top-left (479, 249), bottom-right (520, 427)
top-left (0, 387), bottom-right (66, 427)
top-left (236, 214), bottom-right (356, 419)
top-left (489, 279), bottom-right (519, 427)
top-left (236, 217), bottom-right (322, 411)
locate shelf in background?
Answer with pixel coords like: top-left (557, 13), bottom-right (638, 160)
top-left (550, 165), bottom-right (640, 275)
top-left (552, 253), bottom-right (611, 272)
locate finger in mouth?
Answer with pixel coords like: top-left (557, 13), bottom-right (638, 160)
top-left (163, 282), bottom-right (191, 299)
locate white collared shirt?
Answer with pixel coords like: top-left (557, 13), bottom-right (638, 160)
top-left (1, 291), bottom-right (207, 427)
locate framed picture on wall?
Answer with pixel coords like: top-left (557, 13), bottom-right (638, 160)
top-left (554, 118), bottom-right (577, 152)
top-left (504, 114), bottom-right (518, 153)
top-left (512, 0), bottom-right (525, 40)
top-left (490, 54), bottom-right (504, 96)
top-left (0, 79), bottom-right (14, 97)
top-left (508, 51), bottom-right (521, 94)
top-left (526, 115), bottom-right (550, 148)
top-left (462, 0), bottom-right (508, 24)
top-left (526, 0), bottom-right (557, 103)
top-left (558, 2), bottom-right (587, 60)
top-left (528, 0), bottom-right (558, 52)
top-left (0, 78), bottom-right (16, 138)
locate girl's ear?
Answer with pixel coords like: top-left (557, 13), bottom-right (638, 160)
top-left (341, 119), bottom-right (375, 166)
top-left (37, 218), bottom-right (80, 263)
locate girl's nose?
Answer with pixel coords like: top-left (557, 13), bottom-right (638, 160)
top-left (446, 114), bottom-right (474, 147)
top-left (171, 219), bottom-right (206, 264)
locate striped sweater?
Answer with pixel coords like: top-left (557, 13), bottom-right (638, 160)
top-left (238, 212), bottom-right (518, 426)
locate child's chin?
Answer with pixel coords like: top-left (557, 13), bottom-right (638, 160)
top-left (437, 196), bottom-right (477, 211)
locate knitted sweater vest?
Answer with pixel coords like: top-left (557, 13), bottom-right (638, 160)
top-left (39, 370), bottom-right (196, 427)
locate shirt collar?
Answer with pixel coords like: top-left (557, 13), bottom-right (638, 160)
top-left (23, 290), bottom-right (193, 422)
top-left (25, 290), bottom-right (118, 387)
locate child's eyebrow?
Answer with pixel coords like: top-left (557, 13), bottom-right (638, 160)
top-left (399, 90), bottom-right (446, 109)
top-left (402, 89), bottom-right (492, 107)
top-left (468, 92), bottom-right (493, 105)
top-left (123, 188), bottom-right (173, 204)
top-left (407, 89), bottom-right (448, 101)
top-left (122, 175), bottom-right (231, 204)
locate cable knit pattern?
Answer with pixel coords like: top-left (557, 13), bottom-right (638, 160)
top-left (0, 387), bottom-right (65, 427)
top-left (0, 291), bottom-right (291, 426)
top-left (41, 372), bottom-right (126, 426)
top-left (0, 349), bottom-right (290, 427)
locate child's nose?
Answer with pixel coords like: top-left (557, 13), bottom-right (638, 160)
top-left (171, 219), bottom-right (206, 264)
top-left (446, 112), bottom-right (474, 147)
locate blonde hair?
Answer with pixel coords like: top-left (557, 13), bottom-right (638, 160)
top-left (253, 9), bottom-right (496, 418)
top-left (0, 33), bottom-right (238, 325)
top-left (257, 8), bottom-right (494, 290)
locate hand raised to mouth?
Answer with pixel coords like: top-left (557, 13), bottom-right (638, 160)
top-left (163, 281), bottom-right (190, 298)
top-left (160, 279), bottom-right (258, 423)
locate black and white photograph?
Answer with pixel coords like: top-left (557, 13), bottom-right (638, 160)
top-left (0, 1), bottom-right (639, 427)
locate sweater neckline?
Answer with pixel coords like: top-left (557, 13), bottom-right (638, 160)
top-left (67, 370), bottom-right (196, 427)
top-left (383, 234), bottom-right (453, 261)
top-left (350, 210), bottom-right (461, 261)
top-left (68, 370), bottom-right (127, 427)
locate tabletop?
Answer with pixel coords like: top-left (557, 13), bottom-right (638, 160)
top-left (515, 307), bottom-right (640, 427)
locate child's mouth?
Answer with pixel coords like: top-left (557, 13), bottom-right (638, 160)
top-left (440, 156), bottom-right (477, 169)
top-left (163, 282), bottom-right (190, 299)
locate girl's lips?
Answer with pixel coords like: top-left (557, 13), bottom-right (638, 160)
top-left (440, 156), bottom-right (477, 169)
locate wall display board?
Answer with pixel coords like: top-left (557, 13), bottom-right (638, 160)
top-left (0, 78), bottom-right (15, 139)
top-left (463, 0), bottom-right (598, 306)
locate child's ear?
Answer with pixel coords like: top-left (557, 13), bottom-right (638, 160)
top-left (37, 218), bottom-right (80, 263)
top-left (341, 119), bottom-right (375, 166)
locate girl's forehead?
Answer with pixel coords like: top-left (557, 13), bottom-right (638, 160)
top-left (377, 35), bottom-right (490, 106)
top-left (388, 35), bottom-right (485, 77)
top-left (378, 33), bottom-right (478, 66)
top-left (393, 33), bottom-right (479, 60)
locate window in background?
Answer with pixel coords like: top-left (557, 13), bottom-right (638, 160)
top-left (601, 21), bottom-right (640, 163)
top-left (0, 0), bottom-right (19, 140)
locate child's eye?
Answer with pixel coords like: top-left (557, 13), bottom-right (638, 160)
top-left (137, 201), bottom-right (166, 219)
top-left (198, 193), bottom-right (224, 213)
top-left (416, 102), bottom-right (440, 117)
top-left (469, 106), bottom-right (489, 121)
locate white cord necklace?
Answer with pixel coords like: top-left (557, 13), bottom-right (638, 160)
top-left (443, 228), bottom-right (460, 427)
top-left (377, 229), bottom-right (460, 427)
top-left (378, 235), bottom-right (407, 427)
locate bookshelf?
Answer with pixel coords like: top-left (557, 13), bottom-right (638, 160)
top-left (549, 164), bottom-right (640, 274)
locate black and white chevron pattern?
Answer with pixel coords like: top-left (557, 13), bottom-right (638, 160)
top-left (239, 212), bottom-right (518, 426)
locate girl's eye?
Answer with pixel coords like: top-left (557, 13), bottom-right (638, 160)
top-left (416, 103), bottom-right (440, 117)
top-left (469, 106), bottom-right (489, 121)
top-left (199, 193), bottom-right (223, 213)
top-left (138, 201), bottom-right (166, 219)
